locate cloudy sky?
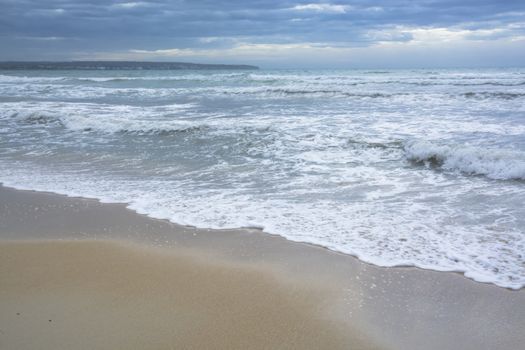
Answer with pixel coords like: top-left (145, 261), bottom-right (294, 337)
top-left (1, 0), bottom-right (524, 68)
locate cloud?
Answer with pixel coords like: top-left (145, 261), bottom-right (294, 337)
top-left (106, 43), bottom-right (326, 60)
top-left (291, 3), bottom-right (349, 14)
top-left (1, 0), bottom-right (524, 67)
top-left (28, 8), bottom-right (66, 16)
top-left (17, 36), bottom-right (68, 41)
top-left (369, 23), bottom-right (525, 46)
top-left (111, 2), bottom-right (153, 9)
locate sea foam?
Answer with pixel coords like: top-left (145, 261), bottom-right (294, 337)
top-left (404, 140), bottom-right (525, 180)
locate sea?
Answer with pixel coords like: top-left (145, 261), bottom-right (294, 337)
top-left (0, 68), bottom-right (524, 289)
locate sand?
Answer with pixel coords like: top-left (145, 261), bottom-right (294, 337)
top-left (0, 240), bottom-right (376, 350)
top-left (1, 185), bottom-right (524, 350)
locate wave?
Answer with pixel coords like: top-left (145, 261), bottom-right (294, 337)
top-left (18, 112), bottom-right (62, 126)
top-left (362, 80), bottom-right (525, 87)
top-left (2, 102), bottom-right (198, 134)
top-left (0, 110), bottom-right (63, 127)
top-left (70, 76), bottom-right (240, 83)
top-left (0, 75), bottom-right (66, 83)
top-left (404, 140), bottom-right (525, 180)
top-left (452, 81), bottom-right (525, 87)
top-left (347, 138), bottom-right (402, 149)
top-left (7, 111), bottom-right (206, 136)
top-left (117, 125), bottom-right (207, 136)
top-left (74, 77), bottom-right (138, 83)
top-left (461, 92), bottom-right (525, 100)
top-left (0, 73), bottom-right (249, 84)
top-left (261, 89), bottom-right (404, 98)
top-left (266, 88), bottom-right (340, 95)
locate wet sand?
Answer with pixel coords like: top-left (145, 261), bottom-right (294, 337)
top-left (1, 185), bottom-right (524, 350)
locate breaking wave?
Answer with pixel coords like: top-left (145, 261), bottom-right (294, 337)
top-left (461, 92), bottom-right (525, 100)
top-left (405, 140), bottom-right (525, 180)
top-left (1, 102), bottom-right (198, 134)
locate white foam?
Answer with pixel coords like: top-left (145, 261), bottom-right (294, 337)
top-left (1, 158), bottom-right (524, 290)
top-left (0, 74), bottom-right (65, 83)
top-left (404, 140), bottom-right (525, 180)
top-left (0, 101), bottom-right (198, 133)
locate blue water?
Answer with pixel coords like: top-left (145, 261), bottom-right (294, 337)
top-left (0, 68), bottom-right (524, 288)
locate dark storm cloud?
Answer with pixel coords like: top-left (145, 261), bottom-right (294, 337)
top-left (0, 0), bottom-right (524, 64)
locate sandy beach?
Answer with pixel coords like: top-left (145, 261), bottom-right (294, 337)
top-left (0, 240), bottom-right (369, 350)
top-left (1, 185), bottom-right (524, 350)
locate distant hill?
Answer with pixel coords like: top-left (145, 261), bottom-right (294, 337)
top-left (0, 61), bottom-right (259, 70)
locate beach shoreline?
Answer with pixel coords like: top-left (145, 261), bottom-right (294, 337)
top-left (1, 184), bottom-right (524, 350)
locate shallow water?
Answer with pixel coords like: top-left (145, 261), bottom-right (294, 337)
top-left (0, 68), bottom-right (524, 288)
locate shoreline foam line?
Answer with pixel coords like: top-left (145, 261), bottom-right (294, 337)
top-left (0, 181), bottom-right (522, 290)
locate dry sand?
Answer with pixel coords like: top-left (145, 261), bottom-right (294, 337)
top-left (0, 240), bottom-right (376, 350)
top-left (1, 185), bottom-right (524, 350)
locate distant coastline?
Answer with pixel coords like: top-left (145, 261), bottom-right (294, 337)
top-left (0, 61), bottom-right (259, 70)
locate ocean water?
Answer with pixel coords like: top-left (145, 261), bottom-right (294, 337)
top-left (0, 68), bottom-right (524, 289)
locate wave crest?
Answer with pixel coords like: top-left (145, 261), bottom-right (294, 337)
top-left (404, 140), bottom-right (525, 180)
top-left (461, 92), bottom-right (525, 100)
top-left (117, 125), bottom-right (207, 136)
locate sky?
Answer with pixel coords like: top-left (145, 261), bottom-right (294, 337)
top-left (1, 0), bottom-right (524, 68)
